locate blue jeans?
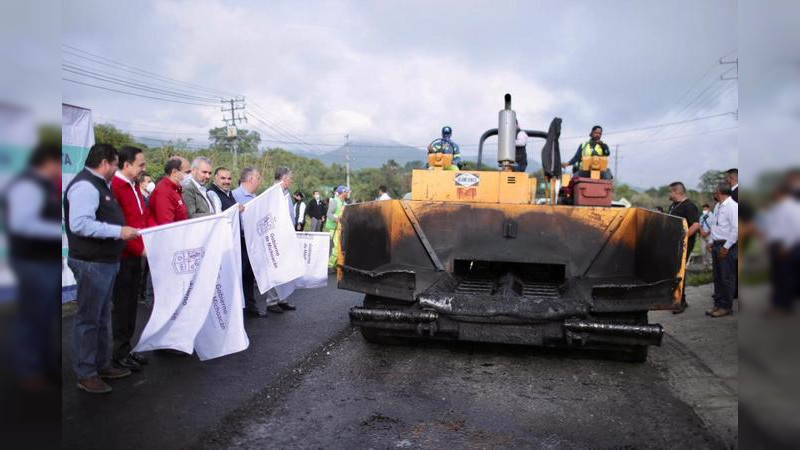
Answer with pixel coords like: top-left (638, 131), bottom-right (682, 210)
top-left (711, 243), bottom-right (738, 310)
top-left (68, 258), bottom-right (119, 379)
top-left (11, 259), bottom-right (61, 379)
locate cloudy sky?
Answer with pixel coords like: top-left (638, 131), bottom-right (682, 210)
top-left (62, 0), bottom-right (739, 188)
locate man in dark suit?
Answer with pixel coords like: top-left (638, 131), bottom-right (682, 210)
top-left (182, 156), bottom-right (215, 218)
top-left (725, 168), bottom-right (738, 203)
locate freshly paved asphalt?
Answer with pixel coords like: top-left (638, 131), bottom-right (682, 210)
top-left (62, 281), bottom-right (735, 449)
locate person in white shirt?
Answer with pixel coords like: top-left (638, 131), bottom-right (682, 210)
top-left (376, 185), bottom-right (391, 201)
top-left (699, 203), bottom-right (714, 269)
top-left (293, 191), bottom-right (306, 231)
top-left (706, 182), bottom-right (739, 317)
top-left (762, 171), bottom-right (800, 314)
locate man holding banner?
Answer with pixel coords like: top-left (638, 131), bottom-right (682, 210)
top-left (64, 144), bottom-right (140, 394)
top-left (232, 167), bottom-right (265, 317)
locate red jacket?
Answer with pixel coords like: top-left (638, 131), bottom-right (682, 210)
top-left (111, 173), bottom-right (147, 258)
top-left (148, 177), bottom-right (188, 226)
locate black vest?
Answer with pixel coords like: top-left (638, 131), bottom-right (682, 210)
top-left (63, 169), bottom-right (126, 263)
top-left (2, 170), bottom-right (62, 261)
top-left (208, 183), bottom-right (237, 212)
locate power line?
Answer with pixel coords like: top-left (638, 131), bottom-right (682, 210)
top-left (62, 43), bottom-right (236, 98)
top-left (62, 64), bottom-right (221, 104)
top-left (62, 78), bottom-right (220, 107)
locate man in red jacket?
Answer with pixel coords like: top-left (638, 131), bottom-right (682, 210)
top-left (149, 157), bottom-right (189, 226)
top-left (110, 146), bottom-right (149, 371)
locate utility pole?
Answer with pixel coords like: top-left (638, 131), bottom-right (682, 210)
top-left (719, 55), bottom-right (738, 120)
top-left (614, 144), bottom-right (619, 181)
top-left (345, 134), bottom-right (350, 190)
top-left (221, 96), bottom-right (247, 170)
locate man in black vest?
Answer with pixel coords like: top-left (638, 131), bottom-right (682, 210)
top-left (307, 190), bottom-right (326, 232)
top-left (3, 144), bottom-right (62, 390)
top-left (63, 144), bottom-right (140, 394)
top-left (725, 168), bottom-right (738, 203)
top-left (206, 166), bottom-right (237, 212)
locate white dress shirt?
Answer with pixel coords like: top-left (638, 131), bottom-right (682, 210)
top-left (708, 196), bottom-right (738, 249)
top-left (114, 171), bottom-right (143, 214)
top-left (515, 130), bottom-right (528, 147)
top-left (764, 196), bottom-right (800, 248)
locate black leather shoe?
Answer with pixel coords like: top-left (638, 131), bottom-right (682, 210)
top-left (672, 302), bottom-right (688, 314)
top-left (245, 308), bottom-right (267, 318)
top-left (266, 305), bottom-right (284, 314)
top-left (113, 356), bottom-right (142, 372)
top-left (278, 302), bottom-right (296, 311)
top-left (129, 352), bottom-right (149, 365)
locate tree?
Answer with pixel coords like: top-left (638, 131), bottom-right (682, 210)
top-left (208, 127), bottom-right (261, 154)
top-left (698, 169), bottom-right (725, 193)
top-left (94, 123), bottom-right (136, 148)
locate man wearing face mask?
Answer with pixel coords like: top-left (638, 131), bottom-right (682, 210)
top-left (307, 190), bottom-right (326, 232)
top-left (139, 173), bottom-right (154, 206)
top-left (148, 158), bottom-right (189, 226)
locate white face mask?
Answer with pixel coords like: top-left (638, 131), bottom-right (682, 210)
top-left (180, 176), bottom-right (192, 187)
top-left (146, 181), bottom-right (155, 194)
top-left (313, 194), bottom-right (320, 200)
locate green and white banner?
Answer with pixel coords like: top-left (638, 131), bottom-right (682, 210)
top-left (62, 104), bottom-right (94, 302)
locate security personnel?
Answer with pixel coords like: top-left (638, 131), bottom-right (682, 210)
top-left (562, 125), bottom-right (612, 179)
top-left (427, 126), bottom-right (462, 170)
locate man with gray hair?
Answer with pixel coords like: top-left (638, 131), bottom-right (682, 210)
top-left (182, 156), bottom-right (215, 218)
top-left (706, 182), bottom-right (738, 318)
top-left (233, 167), bottom-right (265, 317)
top-left (265, 166), bottom-right (298, 313)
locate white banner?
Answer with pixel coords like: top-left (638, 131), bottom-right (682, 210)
top-left (242, 184), bottom-right (304, 294)
top-left (194, 206), bottom-right (249, 361)
top-left (61, 104), bottom-right (94, 302)
top-left (134, 213), bottom-right (230, 355)
top-left (294, 232), bottom-right (330, 289)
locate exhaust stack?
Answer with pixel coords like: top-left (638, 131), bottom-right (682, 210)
top-left (497, 93), bottom-right (517, 170)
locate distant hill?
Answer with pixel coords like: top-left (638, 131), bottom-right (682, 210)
top-left (314, 139), bottom-right (427, 169)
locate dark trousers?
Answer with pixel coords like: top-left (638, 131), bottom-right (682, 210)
top-left (241, 237), bottom-right (257, 311)
top-left (680, 238), bottom-right (696, 306)
top-left (11, 259), bottom-right (60, 379)
top-left (711, 242), bottom-right (738, 310)
top-left (112, 257), bottom-right (142, 360)
top-left (770, 244), bottom-right (800, 311)
top-left (68, 258), bottom-right (119, 379)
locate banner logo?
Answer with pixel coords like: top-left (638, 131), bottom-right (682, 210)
top-left (256, 214), bottom-right (277, 236)
top-left (454, 173), bottom-right (480, 187)
top-left (172, 248), bottom-right (205, 274)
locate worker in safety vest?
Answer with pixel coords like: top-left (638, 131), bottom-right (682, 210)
top-left (325, 185), bottom-right (350, 269)
top-left (562, 125), bottom-right (612, 179)
top-left (427, 126), bottom-right (462, 170)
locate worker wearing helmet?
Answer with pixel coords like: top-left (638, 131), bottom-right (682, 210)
top-left (325, 185), bottom-right (349, 269)
top-left (562, 125), bottom-right (612, 179)
top-left (427, 126), bottom-right (462, 170)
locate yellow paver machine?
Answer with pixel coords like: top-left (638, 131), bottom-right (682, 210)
top-left (338, 95), bottom-right (688, 361)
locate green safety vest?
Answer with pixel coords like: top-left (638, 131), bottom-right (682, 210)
top-left (324, 197), bottom-right (344, 232)
top-left (581, 141), bottom-right (605, 158)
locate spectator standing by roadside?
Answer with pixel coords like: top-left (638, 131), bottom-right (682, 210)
top-left (762, 171), bottom-right (800, 315)
top-left (139, 173), bottom-right (153, 207)
top-left (667, 182), bottom-right (701, 314)
top-left (232, 168), bottom-right (265, 317)
top-left (293, 191), bottom-right (306, 231)
top-left (110, 146), bottom-right (149, 371)
top-left (376, 185), bottom-right (391, 201)
top-left (63, 144), bottom-right (140, 394)
top-left (706, 182), bottom-right (739, 318)
top-left (206, 166), bottom-right (236, 213)
top-left (699, 204), bottom-right (714, 270)
top-left (725, 168), bottom-right (738, 203)
top-left (182, 156), bottom-right (215, 218)
top-left (2, 144), bottom-right (63, 390)
top-left (307, 190), bottom-right (326, 232)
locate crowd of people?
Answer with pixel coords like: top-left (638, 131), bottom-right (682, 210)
top-left (53, 143), bottom-right (396, 393)
top-left (665, 169), bottom-right (740, 317)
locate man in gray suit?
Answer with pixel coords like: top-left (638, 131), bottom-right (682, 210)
top-left (182, 156), bottom-right (215, 218)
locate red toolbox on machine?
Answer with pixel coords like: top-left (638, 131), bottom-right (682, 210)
top-left (572, 177), bottom-right (613, 206)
